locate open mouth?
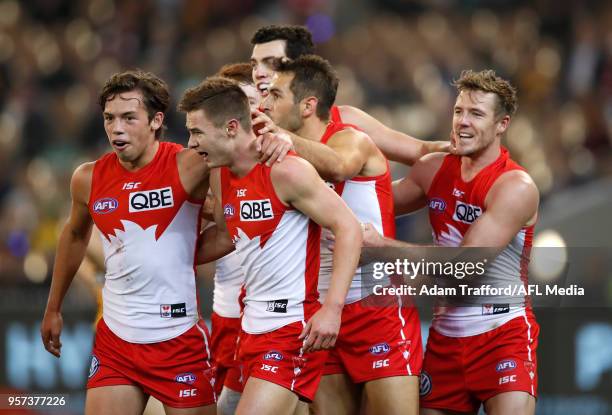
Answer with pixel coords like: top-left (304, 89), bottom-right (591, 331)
top-left (198, 151), bottom-right (209, 160)
top-left (257, 82), bottom-right (270, 96)
top-left (112, 139), bottom-right (129, 150)
top-left (457, 132), bottom-right (475, 140)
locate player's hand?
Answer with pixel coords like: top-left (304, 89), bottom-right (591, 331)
top-left (41, 311), bottom-right (63, 358)
top-left (257, 131), bottom-right (294, 166)
top-left (299, 304), bottom-right (341, 353)
top-left (449, 130), bottom-right (459, 155)
top-left (251, 109), bottom-right (278, 137)
top-left (362, 223), bottom-right (385, 248)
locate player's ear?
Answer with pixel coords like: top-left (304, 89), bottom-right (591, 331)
top-left (496, 114), bottom-right (510, 135)
top-left (225, 119), bottom-right (239, 137)
top-left (150, 112), bottom-right (164, 132)
top-left (302, 96), bottom-right (318, 118)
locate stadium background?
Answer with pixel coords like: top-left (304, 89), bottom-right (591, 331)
top-left (0, 0), bottom-right (610, 414)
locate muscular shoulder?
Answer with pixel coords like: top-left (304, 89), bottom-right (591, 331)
top-left (177, 148), bottom-right (207, 173)
top-left (487, 170), bottom-right (539, 224)
top-left (337, 105), bottom-right (367, 124)
top-left (328, 127), bottom-right (373, 150)
top-left (71, 162), bottom-right (95, 203)
top-left (270, 155), bottom-right (316, 183)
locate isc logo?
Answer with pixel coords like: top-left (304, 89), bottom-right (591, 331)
top-left (260, 364), bottom-right (278, 373)
top-left (240, 199), bottom-right (273, 221)
top-left (129, 187), bottom-right (174, 212)
top-left (93, 198), bottom-right (118, 214)
top-left (372, 359), bottom-right (390, 369)
top-left (499, 375), bottom-right (517, 385)
top-left (453, 201), bottom-right (482, 224)
top-left (179, 388), bottom-right (197, 397)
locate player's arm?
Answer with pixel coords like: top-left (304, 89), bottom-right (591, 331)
top-left (41, 163), bottom-right (94, 357)
top-left (195, 169), bottom-right (235, 264)
top-left (293, 129), bottom-right (371, 182)
top-left (196, 191), bottom-right (235, 264)
top-left (461, 170), bottom-right (539, 247)
top-left (271, 157), bottom-right (362, 352)
top-left (339, 105), bottom-right (449, 165)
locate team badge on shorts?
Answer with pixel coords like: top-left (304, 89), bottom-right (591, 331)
top-left (419, 371), bottom-right (432, 397)
top-left (88, 355), bottom-right (100, 379)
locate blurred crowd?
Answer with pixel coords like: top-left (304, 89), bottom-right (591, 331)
top-left (0, 0), bottom-right (611, 283)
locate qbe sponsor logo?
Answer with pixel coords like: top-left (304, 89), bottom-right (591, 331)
top-left (428, 198), bottom-right (446, 213)
top-left (129, 187), bottom-right (174, 212)
top-left (419, 372), bottom-right (432, 397)
top-left (88, 355), bottom-right (100, 378)
top-left (369, 342), bottom-right (391, 356)
top-left (175, 372), bottom-right (197, 385)
top-left (93, 197), bottom-right (118, 214)
top-left (453, 201), bottom-right (482, 224)
top-left (240, 199), bottom-right (274, 221)
top-left (264, 351), bottom-right (284, 361)
top-left (266, 299), bottom-right (288, 313)
top-left (496, 359), bottom-right (517, 372)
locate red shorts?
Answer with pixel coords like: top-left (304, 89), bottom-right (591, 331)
top-left (238, 321), bottom-right (328, 402)
top-left (211, 312), bottom-right (243, 394)
top-left (323, 297), bottom-right (423, 383)
top-left (87, 318), bottom-right (216, 408)
top-left (420, 313), bottom-right (539, 413)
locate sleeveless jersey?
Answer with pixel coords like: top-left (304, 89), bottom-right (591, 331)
top-left (89, 142), bottom-right (203, 343)
top-left (220, 159), bottom-right (321, 334)
top-left (317, 121), bottom-right (396, 304)
top-left (213, 251), bottom-right (243, 318)
top-left (426, 147), bottom-right (534, 337)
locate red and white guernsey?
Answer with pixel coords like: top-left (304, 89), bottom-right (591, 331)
top-left (317, 120), bottom-right (396, 304)
top-left (220, 160), bottom-right (321, 334)
top-left (213, 251), bottom-right (243, 318)
top-left (89, 142), bottom-right (203, 343)
top-left (427, 147), bottom-right (535, 337)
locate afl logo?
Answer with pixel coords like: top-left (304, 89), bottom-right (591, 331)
top-left (428, 198), bottom-right (446, 213)
top-left (496, 359), bottom-right (517, 372)
top-left (224, 204), bottom-right (235, 219)
top-left (419, 371), bottom-right (432, 397)
top-left (264, 351), bottom-right (284, 361)
top-left (93, 198), bottom-right (118, 214)
top-left (175, 372), bottom-right (197, 385)
top-left (369, 343), bottom-right (391, 355)
top-left (88, 355), bottom-right (100, 379)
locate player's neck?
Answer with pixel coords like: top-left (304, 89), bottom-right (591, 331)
top-left (228, 133), bottom-right (260, 177)
top-left (295, 117), bottom-right (328, 142)
top-left (119, 139), bottom-right (159, 172)
top-left (460, 141), bottom-right (501, 181)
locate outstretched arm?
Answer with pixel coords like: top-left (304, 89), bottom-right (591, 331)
top-left (339, 105), bottom-right (449, 165)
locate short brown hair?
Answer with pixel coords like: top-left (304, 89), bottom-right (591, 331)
top-left (99, 70), bottom-right (169, 138)
top-left (453, 69), bottom-right (518, 118)
top-left (274, 55), bottom-right (338, 120)
top-left (251, 25), bottom-right (314, 59)
top-left (217, 62), bottom-right (253, 85)
top-left (178, 77), bottom-right (251, 132)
